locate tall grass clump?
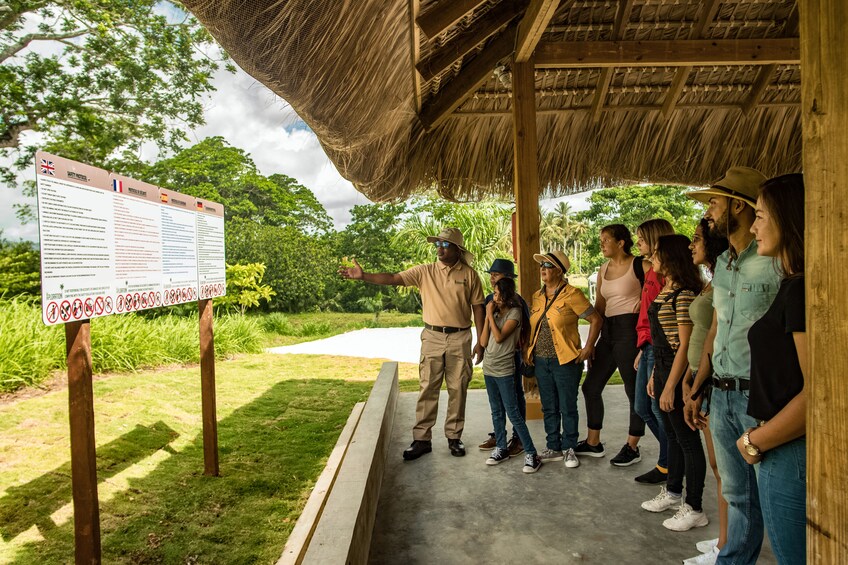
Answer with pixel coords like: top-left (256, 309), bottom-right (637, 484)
top-left (0, 297), bottom-right (64, 391)
top-left (0, 299), bottom-right (264, 392)
top-left (259, 312), bottom-right (295, 335)
top-left (298, 321), bottom-right (331, 336)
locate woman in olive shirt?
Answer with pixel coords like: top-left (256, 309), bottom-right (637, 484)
top-left (525, 251), bottom-right (602, 469)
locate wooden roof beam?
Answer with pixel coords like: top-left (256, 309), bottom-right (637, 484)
top-left (416, 0), bottom-right (485, 39)
top-left (450, 101), bottom-right (799, 116)
top-left (663, 0), bottom-right (721, 117)
top-left (515, 0), bottom-right (561, 62)
top-left (535, 38), bottom-right (800, 68)
top-left (417, 0), bottom-right (525, 82)
top-left (590, 0), bottom-right (634, 122)
top-left (741, 64), bottom-right (777, 115)
top-left (419, 24), bottom-right (518, 130)
top-left (409, 0), bottom-right (423, 112)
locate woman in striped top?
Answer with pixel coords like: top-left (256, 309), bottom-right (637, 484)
top-left (641, 234), bottom-right (708, 533)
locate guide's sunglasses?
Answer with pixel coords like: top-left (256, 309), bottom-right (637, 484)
top-left (540, 261), bottom-right (557, 269)
top-left (433, 240), bottom-right (452, 249)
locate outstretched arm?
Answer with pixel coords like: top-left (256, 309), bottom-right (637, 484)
top-left (338, 258), bottom-right (403, 286)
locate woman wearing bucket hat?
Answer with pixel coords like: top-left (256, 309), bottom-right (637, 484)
top-left (525, 250), bottom-right (602, 469)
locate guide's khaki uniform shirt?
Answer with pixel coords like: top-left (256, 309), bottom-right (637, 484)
top-left (399, 261), bottom-right (484, 327)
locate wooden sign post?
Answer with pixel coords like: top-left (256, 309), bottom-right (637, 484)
top-left (199, 298), bottom-right (219, 476)
top-left (65, 320), bottom-right (101, 564)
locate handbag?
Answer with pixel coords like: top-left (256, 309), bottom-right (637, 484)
top-left (523, 283), bottom-right (566, 377)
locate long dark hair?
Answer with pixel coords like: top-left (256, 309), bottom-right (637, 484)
top-left (494, 277), bottom-right (530, 347)
top-left (601, 224), bottom-right (634, 256)
top-left (656, 234), bottom-right (703, 294)
top-left (758, 173), bottom-right (804, 277)
top-left (698, 218), bottom-right (729, 274)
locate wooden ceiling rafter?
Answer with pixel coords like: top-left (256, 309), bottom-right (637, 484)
top-left (416, 0), bottom-right (526, 81)
top-left (451, 100), bottom-right (798, 116)
top-left (409, 0), bottom-right (423, 112)
top-left (742, 63), bottom-right (778, 115)
top-left (534, 38), bottom-right (800, 68)
top-left (419, 23), bottom-right (519, 130)
top-left (515, 0), bottom-right (562, 62)
top-left (416, 0), bottom-right (486, 39)
top-left (590, 0), bottom-right (634, 123)
top-left (661, 0), bottom-right (722, 117)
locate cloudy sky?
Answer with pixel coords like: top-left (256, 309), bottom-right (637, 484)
top-left (1, 62), bottom-right (590, 242)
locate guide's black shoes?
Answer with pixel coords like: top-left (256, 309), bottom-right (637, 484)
top-left (402, 440), bottom-right (432, 461)
top-left (448, 439), bottom-right (466, 457)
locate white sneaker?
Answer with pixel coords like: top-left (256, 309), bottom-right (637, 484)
top-left (641, 486), bottom-right (682, 512)
top-left (564, 448), bottom-right (580, 468)
top-left (683, 545), bottom-right (720, 564)
top-left (663, 503), bottom-right (709, 531)
top-left (695, 538), bottom-right (719, 554)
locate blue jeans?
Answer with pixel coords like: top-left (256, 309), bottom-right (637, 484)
top-left (760, 437), bottom-right (806, 565)
top-left (484, 375), bottom-right (536, 455)
top-left (534, 356), bottom-right (583, 451)
top-left (634, 345), bottom-right (668, 468)
top-left (711, 388), bottom-right (764, 565)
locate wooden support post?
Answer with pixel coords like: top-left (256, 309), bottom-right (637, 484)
top-left (511, 57), bottom-right (541, 303)
top-left (198, 299), bottom-right (219, 476)
top-left (800, 0), bottom-right (848, 561)
top-left (66, 320), bottom-right (101, 564)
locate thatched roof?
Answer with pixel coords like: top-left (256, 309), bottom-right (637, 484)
top-left (182, 0), bottom-right (801, 201)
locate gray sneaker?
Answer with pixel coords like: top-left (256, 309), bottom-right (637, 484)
top-left (564, 448), bottom-right (580, 468)
top-left (539, 448), bottom-right (564, 462)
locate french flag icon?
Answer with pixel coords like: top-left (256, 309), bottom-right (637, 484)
top-left (112, 179), bottom-right (123, 193)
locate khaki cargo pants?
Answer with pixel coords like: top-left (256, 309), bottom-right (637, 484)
top-left (413, 328), bottom-right (473, 441)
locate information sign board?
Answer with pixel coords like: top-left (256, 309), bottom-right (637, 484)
top-left (195, 198), bottom-right (226, 300)
top-left (159, 189), bottom-right (199, 306)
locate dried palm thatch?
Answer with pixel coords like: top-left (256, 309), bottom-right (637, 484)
top-left (182, 0), bottom-right (801, 201)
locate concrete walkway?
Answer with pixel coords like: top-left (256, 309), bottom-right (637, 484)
top-left (371, 387), bottom-right (776, 564)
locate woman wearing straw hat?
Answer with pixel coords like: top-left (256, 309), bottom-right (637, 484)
top-left (525, 250), bottom-right (603, 469)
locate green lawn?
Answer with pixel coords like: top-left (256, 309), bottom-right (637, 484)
top-left (0, 353), bottom-right (486, 564)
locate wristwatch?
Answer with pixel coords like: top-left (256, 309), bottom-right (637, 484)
top-left (742, 428), bottom-right (762, 457)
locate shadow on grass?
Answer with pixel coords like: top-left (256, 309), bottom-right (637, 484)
top-left (0, 421), bottom-right (178, 542)
top-left (7, 379), bottom-right (371, 564)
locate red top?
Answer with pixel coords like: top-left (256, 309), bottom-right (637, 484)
top-left (636, 266), bottom-right (665, 347)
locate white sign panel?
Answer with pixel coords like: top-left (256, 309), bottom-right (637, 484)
top-left (196, 198), bottom-right (227, 300)
top-left (160, 189), bottom-right (199, 306)
top-left (37, 152), bottom-right (115, 325)
top-left (110, 174), bottom-right (164, 313)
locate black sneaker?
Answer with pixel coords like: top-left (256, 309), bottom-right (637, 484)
top-left (610, 444), bottom-right (641, 467)
top-left (448, 438), bottom-right (466, 457)
top-left (403, 440), bottom-right (432, 461)
top-left (635, 466), bottom-right (668, 484)
top-left (522, 453), bottom-right (542, 474)
top-left (574, 440), bottom-right (605, 458)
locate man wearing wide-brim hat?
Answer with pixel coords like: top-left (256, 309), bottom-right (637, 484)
top-left (339, 227), bottom-right (485, 460)
top-left (684, 166), bottom-right (780, 562)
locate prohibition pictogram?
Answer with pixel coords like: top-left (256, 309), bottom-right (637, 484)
top-left (117, 294), bottom-right (125, 312)
top-left (155, 292), bottom-right (162, 306)
top-left (60, 300), bottom-right (72, 321)
top-left (181, 288), bottom-right (188, 302)
top-left (141, 293), bottom-right (148, 308)
top-left (72, 298), bottom-right (83, 320)
top-left (46, 301), bottom-right (59, 323)
top-left (148, 291), bottom-right (155, 306)
top-left (169, 289), bottom-right (176, 303)
top-left (125, 294), bottom-right (133, 311)
top-left (190, 288), bottom-right (196, 300)
top-left (132, 293), bottom-right (140, 310)
top-left (83, 297), bottom-right (95, 318)
top-left (94, 296), bottom-right (105, 315)
top-left (104, 296), bottom-right (113, 314)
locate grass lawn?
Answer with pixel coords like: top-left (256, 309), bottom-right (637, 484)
top-left (0, 352), bottom-right (485, 564)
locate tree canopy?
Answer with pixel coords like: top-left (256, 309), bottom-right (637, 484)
top-left (1, 0), bottom-right (228, 219)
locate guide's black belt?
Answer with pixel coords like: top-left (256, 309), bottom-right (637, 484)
top-left (712, 377), bottom-right (750, 391)
top-left (424, 323), bottom-right (470, 334)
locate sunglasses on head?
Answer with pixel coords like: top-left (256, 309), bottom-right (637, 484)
top-left (433, 240), bottom-right (451, 249)
top-left (540, 261), bottom-right (557, 269)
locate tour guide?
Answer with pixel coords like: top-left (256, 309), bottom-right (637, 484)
top-left (338, 227), bottom-right (485, 460)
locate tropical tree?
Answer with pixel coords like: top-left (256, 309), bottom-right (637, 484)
top-left (0, 234), bottom-right (40, 297)
top-left (143, 137), bottom-right (333, 233)
top-left (2, 0), bottom-right (229, 221)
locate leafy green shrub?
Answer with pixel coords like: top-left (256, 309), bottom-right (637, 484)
top-left (259, 312), bottom-right (296, 335)
top-left (297, 321), bottom-right (331, 337)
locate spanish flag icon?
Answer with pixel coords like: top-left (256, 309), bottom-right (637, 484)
top-left (160, 192), bottom-right (169, 203)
